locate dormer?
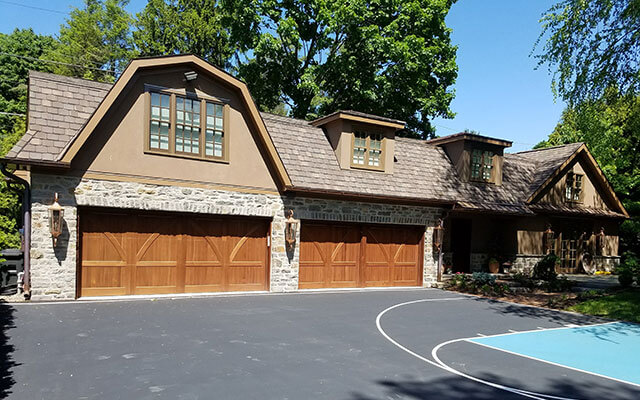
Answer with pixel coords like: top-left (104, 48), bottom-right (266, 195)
top-left (427, 132), bottom-right (512, 185)
top-left (311, 110), bottom-right (405, 174)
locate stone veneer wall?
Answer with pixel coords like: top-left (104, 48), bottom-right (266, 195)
top-left (512, 254), bottom-right (620, 274)
top-left (29, 174), bottom-right (444, 300)
top-left (470, 253), bottom-right (488, 273)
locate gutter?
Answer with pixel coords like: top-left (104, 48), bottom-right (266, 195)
top-left (1, 163), bottom-right (31, 297)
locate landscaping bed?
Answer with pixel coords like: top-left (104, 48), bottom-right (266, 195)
top-left (443, 253), bottom-right (640, 323)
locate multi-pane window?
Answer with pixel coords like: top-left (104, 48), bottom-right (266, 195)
top-left (560, 239), bottom-right (578, 270)
top-left (352, 130), bottom-right (383, 169)
top-left (148, 91), bottom-right (226, 160)
top-left (565, 172), bottom-right (583, 202)
top-left (175, 97), bottom-right (200, 154)
top-left (150, 93), bottom-right (170, 150)
top-left (205, 102), bottom-right (224, 158)
top-left (471, 149), bottom-right (493, 181)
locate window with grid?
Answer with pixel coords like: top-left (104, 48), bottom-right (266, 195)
top-left (470, 149), bottom-right (493, 181)
top-left (175, 97), bottom-right (200, 154)
top-left (565, 172), bottom-right (583, 202)
top-left (560, 239), bottom-right (578, 269)
top-left (352, 130), bottom-right (383, 169)
top-left (148, 91), bottom-right (226, 160)
top-left (150, 92), bottom-right (171, 150)
top-left (205, 102), bottom-right (224, 158)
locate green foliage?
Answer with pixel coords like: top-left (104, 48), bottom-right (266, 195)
top-left (545, 276), bottom-right (574, 292)
top-left (446, 272), bottom-right (510, 296)
top-left (134, 0), bottom-right (242, 69)
top-left (619, 271), bottom-right (634, 288)
top-left (236, 0), bottom-right (458, 138)
top-left (538, 91), bottom-right (640, 256)
top-left (0, 29), bottom-right (57, 133)
top-left (569, 289), bottom-right (640, 322)
top-left (532, 254), bottom-right (560, 282)
top-left (512, 271), bottom-right (536, 290)
top-left (471, 272), bottom-right (496, 286)
top-left (0, 118), bottom-right (25, 251)
top-left (45, 0), bottom-right (135, 82)
top-left (536, 0), bottom-right (640, 104)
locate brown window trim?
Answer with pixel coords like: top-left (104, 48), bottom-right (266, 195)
top-left (564, 172), bottom-right (584, 203)
top-left (350, 126), bottom-right (385, 172)
top-left (144, 89), bottom-right (230, 163)
top-left (470, 148), bottom-right (494, 183)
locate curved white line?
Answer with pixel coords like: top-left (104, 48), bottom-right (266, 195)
top-left (375, 298), bottom-right (580, 400)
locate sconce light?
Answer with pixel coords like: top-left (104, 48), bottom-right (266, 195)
top-left (595, 227), bottom-right (605, 256)
top-left (433, 219), bottom-right (444, 252)
top-left (543, 224), bottom-right (555, 254)
top-left (48, 193), bottom-right (64, 246)
top-left (285, 210), bottom-right (298, 251)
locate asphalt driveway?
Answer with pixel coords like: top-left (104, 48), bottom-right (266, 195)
top-left (1, 289), bottom-right (639, 399)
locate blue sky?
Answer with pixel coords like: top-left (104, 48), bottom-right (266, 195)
top-left (0, 0), bottom-right (564, 152)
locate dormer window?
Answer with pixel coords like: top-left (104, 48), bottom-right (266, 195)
top-left (471, 149), bottom-right (493, 182)
top-left (565, 172), bottom-right (583, 202)
top-left (352, 129), bottom-right (383, 170)
top-left (147, 90), bottom-right (227, 161)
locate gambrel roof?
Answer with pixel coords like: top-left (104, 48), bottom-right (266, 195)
top-left (2, 56), bottom-right (627, 218)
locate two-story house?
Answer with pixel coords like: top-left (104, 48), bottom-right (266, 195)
top-left (1, 55), bottom-right (627, 301)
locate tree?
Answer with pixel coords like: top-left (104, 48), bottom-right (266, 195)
top-left (236, 0), bottom-right (458, 138)
top-left (535, 89), bottom-right (640, 255)
top-left (45, 0), bottom-right (135, 82)
top-left (0, 29), bottom-right (57, 133)
top-left (134, 0), bottom-right (244, 69)
top-left (0, 29), bottom-right (57, 250)
top-left (535, 0), bottom-right (640, 104)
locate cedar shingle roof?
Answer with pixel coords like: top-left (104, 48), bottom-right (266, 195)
top-left (6, 71), bottom-right (111, 162)
top-left (4, 70), bottom-right (622, 217)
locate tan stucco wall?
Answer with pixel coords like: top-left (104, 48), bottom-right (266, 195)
top-left (324, 119), bottom-right (395, 174)
top-left (440, 140), bottom-right (504, 185)
top-left (539, 158), bottom-right (610, 210)
top-left (72, 66), bottom-right (279, 192)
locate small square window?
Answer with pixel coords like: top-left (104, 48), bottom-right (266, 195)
top-left (351, 130), bottom-right (384, 170)
top-left (471, 149), bottom-right (493, 182)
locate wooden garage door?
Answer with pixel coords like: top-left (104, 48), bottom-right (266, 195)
top-left (299, 223), bottom-right (424, 289)
top-left (79, 210), bottom-right (269, 297)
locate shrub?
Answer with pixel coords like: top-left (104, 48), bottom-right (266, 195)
top-left (619, 270), bottom-right (633, 287)
top-left (546, 276), bottom-right (574, 292)
top-left (533, 254), bottom-right (559, 282)
top-left (472, 272), bottom-right (496, 286)
top-left (512, 271), bottom-right (535, 289)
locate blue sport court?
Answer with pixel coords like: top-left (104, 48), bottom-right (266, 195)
top-left (469, 322), bottom-right (640, 387)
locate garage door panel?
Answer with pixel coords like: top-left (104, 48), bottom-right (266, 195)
top-left (300, 223), bottom-right (423, 289)
top-left (79, 211), bottom-right (269, 297)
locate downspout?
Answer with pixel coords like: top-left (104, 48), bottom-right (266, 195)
top-left (437, 204), bottom-right (455, 282)
top-left (1, 164), bottom-right (30, 297)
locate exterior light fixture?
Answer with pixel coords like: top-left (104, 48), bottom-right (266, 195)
top-left (432, 219), bottom-right (444, 252)
top-left (48, 193), bottom-right (64, 246)
top-left (595, 227), bottom-right (605, 256)
top-left (284, 210), bottom-right (298, 251)
top-left (543, 224), bottom-right (555, 254)
top-left (184, 71), bottom-right (198, 81)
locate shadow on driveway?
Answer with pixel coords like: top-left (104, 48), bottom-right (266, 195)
top-left (349, 373), bottom-right (640, 400)
top-left (0, 301), bottom-right (16, 399)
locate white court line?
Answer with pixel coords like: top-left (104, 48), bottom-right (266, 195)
top-left (476, 333), bottom-right (486, 337)
top-left (376, 298), bottom-right (633, 399)
top-left (467, 338), bottom-right (640, 389)
top-left (376, 298), bottom-right (567, 400)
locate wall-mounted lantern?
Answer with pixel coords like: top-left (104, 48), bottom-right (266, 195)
top-left (285, 209), bottom-right (298, 251)
top-left (595, 227), bottom-right (605, 256)
top-left (433, 219), bottom-right (444, 253)
top-left (48, 193), bottom-right (64, 246)
top-left (543, 224), bottom-right (555, 254)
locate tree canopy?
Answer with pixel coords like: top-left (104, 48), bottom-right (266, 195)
top-left (535, 0), bottom-right (640, 104)
top-left (44, 0), bottom-right (135, 82)
top-left (236, 0), bottom-right (458, 137)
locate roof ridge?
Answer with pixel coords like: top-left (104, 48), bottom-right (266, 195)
top-left (516, 142), bottom-right (582, 154)
top-left (29, 70), bottom-right (113, 90)
top-left (259, 111), bottom-right (313, 125)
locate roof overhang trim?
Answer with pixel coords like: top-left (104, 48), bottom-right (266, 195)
top-left (311, 112), bottom-right (405, 130)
